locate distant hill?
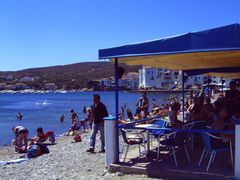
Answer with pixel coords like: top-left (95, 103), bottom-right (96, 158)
top-left (0, 62), bottom-right (141, 90)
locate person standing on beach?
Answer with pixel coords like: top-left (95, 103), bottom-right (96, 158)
top-left (87, 94), bottom-right (108, 153)
top-left (70, 109), bottom-right (79, 129)
top-left (136, 92), bottom-right (149, 118)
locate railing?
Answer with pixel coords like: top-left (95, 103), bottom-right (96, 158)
top-left (119, 116), bottom-right (235, 134)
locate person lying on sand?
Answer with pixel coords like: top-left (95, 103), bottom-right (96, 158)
top-left (20, 143), bottom-right (49, 159)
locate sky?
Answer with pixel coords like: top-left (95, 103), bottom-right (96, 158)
top-left (0, 0), bottom-right (240, 71)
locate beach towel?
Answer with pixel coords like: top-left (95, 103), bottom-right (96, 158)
top-left (0, 158), bottom-right (29, 165)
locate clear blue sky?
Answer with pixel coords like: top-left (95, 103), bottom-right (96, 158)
top-left (0, 0), bottom-right (240, 71)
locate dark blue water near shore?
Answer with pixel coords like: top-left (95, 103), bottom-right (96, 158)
top-left (0, 91), bottom-right (179, 145)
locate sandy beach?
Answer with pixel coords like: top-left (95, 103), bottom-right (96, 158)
top-left (0, 132), bottom-right (154, 180)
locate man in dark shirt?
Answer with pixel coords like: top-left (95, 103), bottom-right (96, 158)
top-left (225, 80), bottom-right (240, 100)
top-left (87, 94), bottom-right (108, 153)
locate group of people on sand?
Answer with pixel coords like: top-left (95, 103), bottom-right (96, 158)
top-left (11, 94), bottom-right (109, 156)
top-left (12, 126), bottom-right (55, 158)
top-left (68, 107), bottom-right (92, 134)
top-left (68, 94), bottom-right (109, 153)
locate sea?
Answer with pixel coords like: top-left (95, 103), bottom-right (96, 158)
top-left (0, 91), bottom-right (180, 146)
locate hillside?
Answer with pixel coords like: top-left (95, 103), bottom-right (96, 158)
top-left (0, 61), bottom-right (141, 90)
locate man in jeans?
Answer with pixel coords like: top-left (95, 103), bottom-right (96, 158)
top-left (87, 94), bottom-right (108, 153)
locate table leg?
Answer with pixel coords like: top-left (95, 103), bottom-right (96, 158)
top-left (147, 130), bottom-right (150, 155)
top-left (230, 140), bottom-right (234, 168)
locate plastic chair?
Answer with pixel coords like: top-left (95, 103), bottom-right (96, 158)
top-left (120, 129), bottom-right (147, 162)
top-left (198, 132), bottom-right (233, 172)
top-left (149, 119), bottom-right (168, 145)
top-left (184, 121), bottom-right (207, 150)
top-left (158, 131), bottom-right (191, 166)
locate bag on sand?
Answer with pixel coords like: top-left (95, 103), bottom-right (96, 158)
top-left (74, 134), bottom-right (82, 142)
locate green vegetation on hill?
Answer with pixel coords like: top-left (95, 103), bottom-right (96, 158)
top-left (0, 62), bottom-right (140, 90)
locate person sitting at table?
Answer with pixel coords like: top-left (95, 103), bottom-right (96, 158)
top-left (210, 102), bottom-right (234, 147)
top-left (168, 101), bottom-right (184, 128)
top-left (187, 96), bottom-right (198, 113)
top-left (187, 96), bottom-right (205, 122)
top-left (231, 103), bottom-right (240, 123)
top-left (201, 98), bottom-right (215, 125)
top-left (225, 80), bottom-right (240, 101)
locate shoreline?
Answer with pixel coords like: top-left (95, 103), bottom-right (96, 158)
top-left (0, 89), bottom-right (192, 94)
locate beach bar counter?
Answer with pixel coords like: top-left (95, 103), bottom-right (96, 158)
top-left (99, 23), bottom-right (240, 178)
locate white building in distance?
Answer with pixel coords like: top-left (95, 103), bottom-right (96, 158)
top-left (139, 67), bottom-right (179, 90)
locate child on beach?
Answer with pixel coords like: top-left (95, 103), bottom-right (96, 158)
top-left (32, 127), bottom-right (55, 144)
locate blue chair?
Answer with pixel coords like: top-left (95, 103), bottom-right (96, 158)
top-left (148, 119), bottom-right (168, 147)
top-left (158, 131), bottom-right (191, 166)
top-left (198, 132), bottom-right (233, 172)
top-left (183, 121), bottom-right (207, 150)
top-left (149, 119), bottom-right (168, 137)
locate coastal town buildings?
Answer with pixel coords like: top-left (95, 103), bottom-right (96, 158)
top-left (139, 66), bottom-right (180, 90)
top-left (138, 66), bottom-right (229, 90)
top-left (185, 75), bottom-right (207, 86)
top-left (98, 72), bottom-right (139, 90)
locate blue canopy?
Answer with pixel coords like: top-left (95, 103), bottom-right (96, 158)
top-left (99, 23), bottom-right (240, 71)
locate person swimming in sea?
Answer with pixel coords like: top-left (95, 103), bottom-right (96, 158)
top-left (17, 112), bottom-right (23, 120)
top-left (60, 114), bottom-right (65, 122)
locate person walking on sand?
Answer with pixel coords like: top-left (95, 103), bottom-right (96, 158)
top-left (87, 94), bottom-right (108, 153)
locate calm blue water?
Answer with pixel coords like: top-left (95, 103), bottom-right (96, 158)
top-left (0, 91), bottom-right (179, 145)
